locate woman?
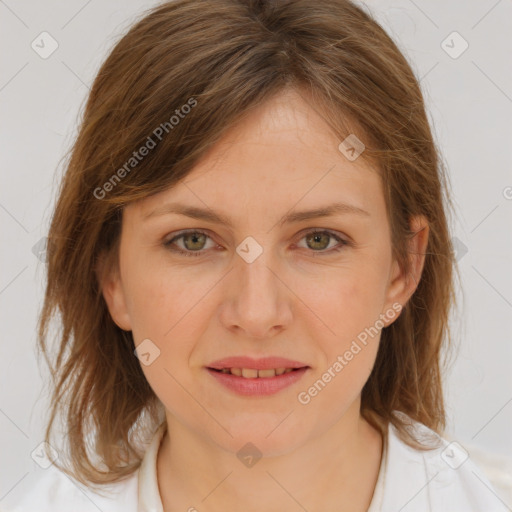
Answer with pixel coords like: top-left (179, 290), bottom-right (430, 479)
top-left (6, 0), bottom-right (508, 510)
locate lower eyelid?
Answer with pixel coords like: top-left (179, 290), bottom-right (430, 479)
top-left (165, 231), bottom-right (215, 254)
top-left (294, 231), bottom-right (345, 251)
top-left (164, 230), bottom-right (348, 255)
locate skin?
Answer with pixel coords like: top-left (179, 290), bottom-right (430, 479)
top-left (100, 87), bottom-right (429, 511)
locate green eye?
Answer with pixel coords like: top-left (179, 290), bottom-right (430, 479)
top-left (164, 229), bottom-right (212, 257)
top-left (305, 231), bottom-right (332, 251)
top-left (180, 232), bottom-right (208, 251)
top-left (164, 229), bottom-right (349, 258)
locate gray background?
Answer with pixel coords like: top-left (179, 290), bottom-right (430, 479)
top-left (1, 0), bottom-right (511, 506)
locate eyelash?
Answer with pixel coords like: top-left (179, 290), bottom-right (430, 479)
top-left (163, 229), bottom-right (350, 258)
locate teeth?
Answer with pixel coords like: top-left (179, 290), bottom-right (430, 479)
top-left (241, 368), bottom-right (258, 378)
top-left (217, 367), bottom-right (299, 378)
top-left (258, 369), bottom-right (277, 378)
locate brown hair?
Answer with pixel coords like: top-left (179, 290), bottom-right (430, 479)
top-left (38, 0), bottom-right (458, 488)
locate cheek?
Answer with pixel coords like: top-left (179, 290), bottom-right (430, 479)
top-left (121, 249), bottom-right (200, 338)
top-left (302, 259), bottom-right (389, 342)
top-left (296, 253), bottom-right (390, 400)
top-left (121, 256), bottom-right (210, 378)
top-left (123, 262), bottom-right (208, 413)
top-left (296, 271), bottom-right (385, 419)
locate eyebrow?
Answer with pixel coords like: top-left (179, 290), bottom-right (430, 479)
top-left (143, 201), bottom-right (370, 227)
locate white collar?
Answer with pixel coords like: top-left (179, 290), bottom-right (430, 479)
top-left (135, 420), bottom-right (388, 512)
top-left (135, 417), bottom-right (506, 512)
top-left (138, 421), bottom-right (167, 512)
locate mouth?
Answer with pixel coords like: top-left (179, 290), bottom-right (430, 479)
top-left (205, 357), bottom-right (310, 396)
top-left (208, 367), bottom-right (306, 378)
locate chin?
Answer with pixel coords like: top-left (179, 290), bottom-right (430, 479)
top-left (209, 416), bottom-right (310, 458)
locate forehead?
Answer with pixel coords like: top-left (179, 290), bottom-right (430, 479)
top-left (134, 88), bottom-right (383, 222)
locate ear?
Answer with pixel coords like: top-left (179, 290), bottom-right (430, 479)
top-left (96, 250), bottom-right (132, 331)
top-left (381, 215), bottom-right (429, 326)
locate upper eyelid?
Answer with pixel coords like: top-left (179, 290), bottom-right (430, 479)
top-left (165, 228), bottom-right (214, 244)
top-left (165, 228), bottom-right (347, 249)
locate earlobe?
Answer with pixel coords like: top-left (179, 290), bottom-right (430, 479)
top-left (97, 252), bottom-right (132, 332)
top-left (382, 215), bottom-right (429, 326)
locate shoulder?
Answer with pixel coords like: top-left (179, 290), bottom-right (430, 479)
top-left (1, 464), bottom-right (138, 512)
top-left (2, 422), bottom-right (167, 512)
top-left (373, 415), bottom-right (510, 512)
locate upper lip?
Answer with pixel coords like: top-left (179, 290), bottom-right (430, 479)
top-left (207, 356), bottom-right (309, 370)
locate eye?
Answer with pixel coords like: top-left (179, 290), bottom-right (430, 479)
top-left (163, 229), bottom-right (216, 257)
top-left (295, 229), bottom-right (349, 255)
top-left (163, 229), bottom-right (350, 257)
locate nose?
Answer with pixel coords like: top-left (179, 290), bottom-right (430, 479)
top-left (218, 247), bottom-right (293, 339)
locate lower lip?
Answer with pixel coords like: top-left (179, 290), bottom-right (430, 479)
top-left (206, 367), bottom-right (309, 396)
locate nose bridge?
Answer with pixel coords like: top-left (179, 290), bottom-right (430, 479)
top-left (222, 238), bottom-right (292, 337)
top-left (239, 248), bottom-right (277, 296)
top-left (237, 242), bottom-right (281, 309)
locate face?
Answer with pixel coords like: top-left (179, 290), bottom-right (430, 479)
top-left (101, 88), bottom-right (427, 456)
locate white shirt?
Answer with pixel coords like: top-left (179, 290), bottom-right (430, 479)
top-left (2, 419), bottom-right (509, 512)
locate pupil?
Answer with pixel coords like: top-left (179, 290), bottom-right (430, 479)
top-left (185, 233), bottom-right (204, 250)
top-left (308, 232), bottom-right (328, 250)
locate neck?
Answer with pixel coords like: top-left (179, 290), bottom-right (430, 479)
top-left (157, 407), bottom-right (383, 512)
